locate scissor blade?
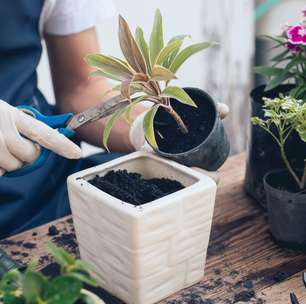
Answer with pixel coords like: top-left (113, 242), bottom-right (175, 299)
top-left (67, 95), bottom-right (129, 130)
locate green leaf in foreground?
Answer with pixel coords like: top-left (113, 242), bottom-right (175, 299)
top-left (161, 86), bottom-right (197, 107)
top-left (22, 271), bottom-right (47, 303)
top-left (143, 106), bottom-right (159, 149)
top-left (43, 276), bottom-right (82, 304)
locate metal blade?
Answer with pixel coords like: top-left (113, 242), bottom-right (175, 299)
top-left (66, 95), bottom-right (129, 130)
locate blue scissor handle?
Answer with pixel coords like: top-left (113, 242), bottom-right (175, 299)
top-left (5, 106), bottom-right (75, 178)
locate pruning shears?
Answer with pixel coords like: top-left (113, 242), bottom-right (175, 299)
top-left (6, 95), bottom-right (128, 178)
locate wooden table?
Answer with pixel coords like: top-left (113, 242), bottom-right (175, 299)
top-left (1, 153), bottom-right (306, 304)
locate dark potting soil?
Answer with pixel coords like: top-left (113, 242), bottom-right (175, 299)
top-left (89, 169), bottom-right (184, 205)
top-left (154, 90), bottom-right (216, 154)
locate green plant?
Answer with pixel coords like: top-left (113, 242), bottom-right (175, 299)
top-left (85, 9), bottom-right (215, 150)
top-left (0, 243), bottom-right (97, 304)
top-left (251, 95), bottom-right (306, 190)
top-left (254, 9), bottom-right (306, 100)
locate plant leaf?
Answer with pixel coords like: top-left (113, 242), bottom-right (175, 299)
top-left (155, 40), bottom-right (182, 66)
top-left (22, 271), bottom-right (47, 303)
top-left (151, 65), bottom-right (177, 81)
top-left (143, 106), bottom-right (159, 149)
top-left (164, 35), bottom-right (190, 68)
top-left (254, 66), bottom-right (285, 76)
top-left (265, 73), bottom-right (294, 91)
top-left (90, 70), bottom-right (123, 82)
top-left (121, 80), bottom-right (132, 100)
top-left (161, 86), bottom-right (197, 107)
top-left (135, 26), bottom-right (152, 73)
top-left (103, 106), bottom-right (128, 151)
top-left (43, 276), bottom-right (81, 304)
top-left (118, 15), bottom-right (147, 74)
top-left (149, 9), bottom-right (164, 64)
top-left (47, 242), bottom-right (75, 268)
top-left (123, 95), bottom-right (148, 124)
top-left (169, 42), bottom-right (213, 73)
top-left (85, 54), bottom-right (133, 80)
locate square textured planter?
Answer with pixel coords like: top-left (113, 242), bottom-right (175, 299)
top-left (67, 152), bottom-right (217, 304)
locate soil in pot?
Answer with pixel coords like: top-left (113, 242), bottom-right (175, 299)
top-left (88, 170), bottom-right (184, 205)
top-left (153, 91), bottom-right (215, 154)
top-left (264, 169), bottom-right (306, 250)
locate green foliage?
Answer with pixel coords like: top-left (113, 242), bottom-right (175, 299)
top-left (251, 96), bottom-right (306, 190)
top-left (0, 243), bottom-right (97, 304)
top-left (255, 36), bottom-right (306, 100)
top-left (85, 8), bottom-right (215, 150)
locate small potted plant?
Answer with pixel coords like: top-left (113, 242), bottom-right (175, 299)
top-left (0, 243), bottom-right (104, 304)
top-left (85, 9), bottom-right (229, 171)
top-left (252, 95), bottom-right (306, 249)
top-left (245, 9), bottom-right (306, 206)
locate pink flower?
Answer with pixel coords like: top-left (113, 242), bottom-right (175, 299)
top-left (287, 24), bottom-right (306, 45)
top-left (303, 9), bottom-right (306, 17)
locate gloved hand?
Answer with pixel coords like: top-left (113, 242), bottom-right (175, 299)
top-left (129, 102), bottom-right (229, 184)
top-left (0, 100), bottom-right (81, 176)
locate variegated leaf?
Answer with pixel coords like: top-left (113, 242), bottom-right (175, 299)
top-left (161, 86), bottom-right (197, 107)
top-left (169, 42), bottom-right (213, 73)
top-left (149, 9), bottom-right (164, 64)
top-left (143, 105), bottom-right (159, 149)
top-left (85, 54), bottom-right (133, 80)
top-left (119, 16), bottom-right (147, 74)
top-left (151, 65), bottom-right (177, 81)
top-left (135, 26), bottom-right (152, 73)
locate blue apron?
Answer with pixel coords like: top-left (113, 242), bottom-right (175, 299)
top-left (0, 0), bottom-right (122, 238)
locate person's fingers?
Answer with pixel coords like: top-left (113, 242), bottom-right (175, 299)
top-left (0, 168), bottom-right (6, 176)
top-left (191, 167), bottom-right (220, 184)
top-left (15, 110), bottom-right (82, 159)
top-left (0, 131), bottom-right (23, 172)
top-left (0, 109), bottom-right (40, 163)
top-left (216, 103), bottom-right (229, 120)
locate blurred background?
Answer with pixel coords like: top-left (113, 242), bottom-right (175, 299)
top-left (37, 0), bottom-right (305, 156)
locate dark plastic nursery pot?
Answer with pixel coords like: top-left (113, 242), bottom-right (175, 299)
top-left (264, 169), bottom-right (306, 250)
top-left (245, 84), bottom-right (306, 208)
top-left (150, 87), bottom-right (230, 171)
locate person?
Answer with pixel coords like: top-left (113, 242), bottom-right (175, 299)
top-left (0, 0), bottom-right (228, 238)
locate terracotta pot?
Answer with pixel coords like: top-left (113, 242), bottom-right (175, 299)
top-left (68, 152), bottom-right (217, 304)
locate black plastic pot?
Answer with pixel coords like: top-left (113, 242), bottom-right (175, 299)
top-left (151, 87), bottom-right (230, 171)
top-left (264, 169), bottom-right (306, 250)
top-left (245, 84), bottom-right (306, 208)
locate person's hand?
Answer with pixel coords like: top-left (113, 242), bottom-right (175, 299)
top-left (129, 102), bottom-right (229, 183)
top-left (0, 100), bottom-right (81, 176)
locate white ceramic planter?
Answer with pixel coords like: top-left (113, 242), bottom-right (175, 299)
top-left (68, 152), bottom-right (217, 304)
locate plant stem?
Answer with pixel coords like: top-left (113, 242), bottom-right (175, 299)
top-left (280, 145), bottom-right (303, 190)
top-left (166, 107), bottom-right (189, 134)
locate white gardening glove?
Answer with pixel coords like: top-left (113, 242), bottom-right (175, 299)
top-left (129, 102), bottom-right (229, 184)
top-left (0, 100), bottom-right (81, 176)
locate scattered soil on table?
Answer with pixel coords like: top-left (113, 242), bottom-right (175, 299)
top-left (233, 290), bottom-right (255, 302)
top-left (89, 170), bottom-right (184, 205)
top-left (23, 242), bottom-right (36, 249)
top-left (48, 225), bottom-right (59, 236)
top-left (154, 96), bottom-right (215, 154)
